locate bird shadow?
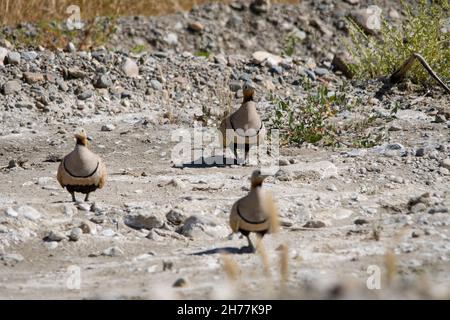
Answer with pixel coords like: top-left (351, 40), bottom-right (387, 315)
top-left (190, 246), bottom-right (255, 256)
top-left (176, 156), bottom-right (241, 168)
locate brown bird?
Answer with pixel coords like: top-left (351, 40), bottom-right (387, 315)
top-left (57, 129), bottom-right (107, 202)
top-left (219, 81), bottom-right (266, 165)
top-left (229, 169), bottom-right (278, 252)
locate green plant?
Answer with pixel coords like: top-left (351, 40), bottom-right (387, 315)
top-left (131, 44), bottom-right (147, 54)
top-left (347, 0), bottom-right (450, 86)
top-left (268, 85), bottom-right (349, 146)
top-left (282, 32), bottom-right (302, 57)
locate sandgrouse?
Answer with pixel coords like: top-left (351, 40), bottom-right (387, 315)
top-left (57, 129), bottom-right (107, 202)
top-left (219, 81), bottom-right (265, 165)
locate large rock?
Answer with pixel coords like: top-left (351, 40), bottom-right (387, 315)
top-left (6, 51), bottom-right (21, 65)
top-left (124, 212), bottom-right (165, 230)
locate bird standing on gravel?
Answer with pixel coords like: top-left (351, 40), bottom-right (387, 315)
top-left (229, 169), bottom-right (279, 252)
top-left (219, 81), bottom-right (266, 165)
top-left (57, 129), bottom-right (107, 202)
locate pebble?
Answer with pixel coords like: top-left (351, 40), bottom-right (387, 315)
top-left (350, 5), bottom-right (382, 34)
top-left (78, 90), bottom-right (93, 100)
top-left (354, 218), bottom-right (369, 225)
top-left (150, 79), bottom-right (162, 90)
top-left (3, 80), bottom-right (22, 95)
top-left (124, 212), bottom-right (165, 230)
top-left (188, 21), bottom-right (205, 32)
top-left (440, 158), bottom-right (450, 170)
top-left (122, 58), bottom-right (139, 77)
top-left (303, 220), bottom-right (326, 228)
top-left (0, 253), bottom-right (24, 266)
top-left (80, 220), bottom-right (97, 235)
top-left (314, 67), bottom-right (328, 76)
top-left (101, 124), bottom-right (115, 132)
top-left (0, 47), bottom-right (7, 65)
top-left (102, 246), bottom-right (124, 257)
top-left (45, 230), bottom-right (66, 242)
top-left (21, 51), bottom-right (38, 61)
top-left (69, 228), bottom-right (82, 241)
top-left (94, 74), bottom-right (112, 88)
top-left (164, 33), bottom-right (178, 45)
top-left (77, 202), bottom-right (92, 211)
top-left (410, 202), bottom-right (427, 214)
top-left (172, 277), bottom-right (188, 288)
top-left (16, 206), bottom-right (41, 221)
top-left (23, 72), bottom-right (45, 84)
top-left (166, 209), bottom-right (186, 225)
top-left (6, 51), bottom-right (21, 65)
top-left (44, 241), bottom-right (59, 250)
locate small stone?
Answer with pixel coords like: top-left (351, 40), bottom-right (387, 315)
top-left (332, 51), bottom-right (355, 78)
top-left (344, 0), bottom-right (359, 5)
top-left (77, 202), bottom-right (91, 212)
top-left (415, 148), bottom-right (426, 157)
top-left (69, 227), bottom-right (82, 241)
top-left (166, 209), bottom-right (186, 225)
top-left (0, 47), bottom-right (7, 65)
top-left (278, 159), bottom-right (289, 166)
top-left (6, 207), bottom-right (18, 217)
top-left (275, 169), bottom-right (292, 181)
top-left (428, 206), bottom-right (448, 214)
top-left (389, 9), bottom-right (401, 20)
top-left (80, 220), bottom-right (97, 235)
top-left (122, 58), bottom-right (139, 77)
top-left (23, 72), bottom-right (45, 84)
top-left (179, 215), bottom-right (218, 238)
top-left (314, 67), bottom-right (328, 76)
top-left (0, 253), bottom-right (24, 266)
top-left (78, 90), bottom-right (93, 100)
top-left (45, 230), bottom-right (66, 242)
top-left (21, 51), bottom-right (38, 61)
top-left (410, 202), bottom-right (427, 214)
top-left (250, 0), bottom-right (271, 14)
top-left (16, 206), bottom-right (41, 221)
top-left (252, 51), bottom-right (282, 66)
top-left (2, 80), bottom-right (21, 95)
top-left (94, 74), bottom-right (112, 88)
top-left (326, 184), bottom-right (337, 191)
top-left (440, 158), bottom-right (450, 170)
top-left (124, 212), bottom-right (165, 230)
top-left (439, 167), bottom-right (449, 176)
top-left (44, 241), bottom-right (59, 250)
top-left (6, 51), bottom-right (21, 65)
top-left (150, 79), bottom-right (162, 90)
top-left (164, 33), bottom-right (178, 45)
top-left (101, 229), bottom-right (116, 237)
top-left (303, 220), bottom-right (326, 228)
top-left (146, 229), bottom-right (163, 241)
top-left (214, 54), bottom-right (227, 65)
top-left (354, 218), bottom-right (369, 225)
top-left (172, 278), bottom-right (188, 287)
top-left (68, 67), bottom-right (87, 79)
top-left (229, 81), bottom-right (241, 92)
top-left (350, 5), bottom-right (382, 34)
top-left (304, 69), bottom-right (316, 81)
top-left (188, 21), bottom-right (204, 32)
top-left (101, 124), bottom-right (115, 132)
top-left (66, 42), bottom-right (77, 52)
top-left (102, 246), bottom-right (123, 257)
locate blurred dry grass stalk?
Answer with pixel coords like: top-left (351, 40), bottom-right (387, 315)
top-left (0, 0), bottom-right (299, 26)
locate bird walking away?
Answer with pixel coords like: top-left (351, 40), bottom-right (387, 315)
top-left (57, 129), bottom-right (107, 202)
top-left (229, 169), bottom-right (279, 252)
top-left (219, 81), bottom-right (266, 166)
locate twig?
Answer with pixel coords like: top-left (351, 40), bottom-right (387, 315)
top-left (389, 53), bottom-right (450, 94)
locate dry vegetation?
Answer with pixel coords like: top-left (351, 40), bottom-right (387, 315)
top-left (0, 0), bottom-right (297, 26)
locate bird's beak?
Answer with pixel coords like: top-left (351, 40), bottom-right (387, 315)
top-left (87, 136), bottom-right (93, 142)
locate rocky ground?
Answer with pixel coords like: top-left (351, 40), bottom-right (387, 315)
top-left (0, 0), bottom-right (449, 299)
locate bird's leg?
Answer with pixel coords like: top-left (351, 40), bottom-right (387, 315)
top-left (84, 193), bottom-right (90, 202)
top-left (233, 143), bottom-right (238, 165)
top-left (245, 234), bottom-right (255, 253)
top-left (70, 192), bottom-right (76, 202)
top-left (244, 144), bottom-right (250, 166)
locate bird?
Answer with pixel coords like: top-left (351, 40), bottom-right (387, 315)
top-left (57, 128), bottom-right (107, 202)
top-left (219, 81), bottom-right (266, 165)
top-left (229, 169), bottom-right (279, 252)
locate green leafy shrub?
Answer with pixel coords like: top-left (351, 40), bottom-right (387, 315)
top-left (347, 0), bottom-right (450, 86)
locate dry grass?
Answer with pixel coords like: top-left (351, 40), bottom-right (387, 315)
top-left (0, 0), bottom-right (299, 26)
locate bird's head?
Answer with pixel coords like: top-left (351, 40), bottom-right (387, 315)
top-left (243, 81), bottom-right (256, 102)
top-left (250, 169), bottom-right (271, 188)
top-left (74, 128), bottom-right (93, 147)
